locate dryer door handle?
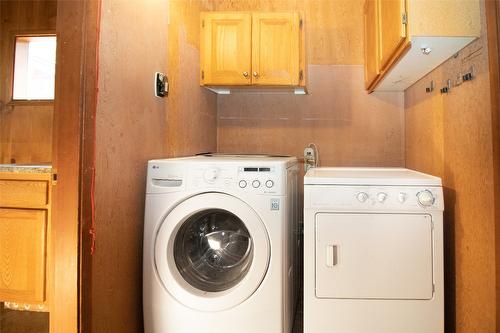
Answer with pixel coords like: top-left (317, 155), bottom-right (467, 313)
top-left (326, 245), bottom-right (338, 267)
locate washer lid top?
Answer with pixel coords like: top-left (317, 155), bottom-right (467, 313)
top-left (304, 167), bottom-right (442, 186)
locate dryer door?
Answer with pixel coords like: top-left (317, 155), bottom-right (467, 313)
top-left (154, 192), bottom-right (270, 311)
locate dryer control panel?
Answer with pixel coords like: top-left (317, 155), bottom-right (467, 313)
top-left (306, 185), bottom-right (444, 211)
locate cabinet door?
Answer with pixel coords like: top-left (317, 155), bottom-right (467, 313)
top-left (378, 0), bottom-right (408, 70)
top-left (0, 208), bottom-right (47, 303)
top-left (364, 0), bottom-right (380, 90)
top-left (252, 12), bottom-right (300, 86)
top-left (200, 12), bottom-right (252, 85)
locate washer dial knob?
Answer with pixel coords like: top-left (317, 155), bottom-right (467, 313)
top-left (377, 192), bottom-right (388, 203)
top-left (203, 168), bottom-right (218, 183)
top-left (238, 180), bottom-right (247, 188)
top-left (265, 180), bottom-right (274, 188)
top-left (398, 192), bottom-right (407, 203)
top-left (356, 192), bottom-right (369, 203)
top-left (417, 190), bottom-right (435, 207)
top-left (252, 180), bottom-right (261, 188)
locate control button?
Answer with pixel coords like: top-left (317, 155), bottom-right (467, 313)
top-left (252, 180), bottom-right (261, 188)
top-left (265, 180), bottom-right (274, 188)
top-left (398, 192), bottom-right (407, 203)
top-left (238, 180), bottom-right (247, 188)
top-left (417, 190), bottom-right (435, 207)
top-left (203, 168), bottom-right (218, 183)
top-left (377, 192), bottom-right (388, 203)
top-left (356, 192), bottom-right (369, 203)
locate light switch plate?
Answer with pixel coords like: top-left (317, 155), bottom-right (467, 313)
top-left (155, 72), bottom-right (168, 98)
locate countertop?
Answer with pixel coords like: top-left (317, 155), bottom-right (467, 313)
top-left (0, 164), bottom-right (52, 174)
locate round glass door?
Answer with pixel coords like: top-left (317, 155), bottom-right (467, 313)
top-left (154, 192), bottom-right (270, 311)
top-left (174, 209), bottom-right (254, 292)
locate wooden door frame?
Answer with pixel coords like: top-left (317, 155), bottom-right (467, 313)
top-left (486, 0), bottom-right (500, 330)
top-left (51, 0), bottom-right (99, 332)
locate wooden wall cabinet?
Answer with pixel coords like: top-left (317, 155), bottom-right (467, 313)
top-left (364, 0), bottom-right (480, 92)
top-left (0, 171), bottom-right (52, 304)
top-left (200, 11), bottom-right (304, 89)
top-left (364, 0), bottom-right (380, 89)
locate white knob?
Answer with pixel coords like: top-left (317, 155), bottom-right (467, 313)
top-left (417, 190), bottom-right (435, 207)
top-left (203, 168), bottom-right (218, 183)
top-left (398, 192), bottom-right (407, 203)
top-left (377, 192), bottom-right (387, 203)
top-left (265, 180), bottom-right (274, 188)
top-left (252, 180), bottom-right (261, 188)
top-left (356, 192), bottom-right (369, 203)
top-left (238, 180), bottom-right (247, 188)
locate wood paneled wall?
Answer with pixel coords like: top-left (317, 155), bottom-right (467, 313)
top-left (405, 2), bottom-right (497, 331)
top-left (214, 0), bottom-right (404, 173)
top-left (92, 1), bottom-right (168, 332)
top-left (217, 66), bottom-right (404, 167)
top-left (209, 0), bottom-right (365, 64)
top-left (487, 0), bottom-right (500, 328)
top-left (0, 0), bottom-right (56, 164)
top-left (90, 1), bottom-right (218, 332)
top-left (165, 0), bottom-right (217, 157)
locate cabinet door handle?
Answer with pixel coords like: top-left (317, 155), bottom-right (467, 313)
top-left (252, 71), bottom-right (259, 78)
top-left (326, 245), bottom-right (338, 267)
top-left (243, 71), bottom-right (249, 78)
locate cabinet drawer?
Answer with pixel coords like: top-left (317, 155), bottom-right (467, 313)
top-left (0, 208), bottom-right (47, 303)
top-left (0, 179), bottom-right (49, 207)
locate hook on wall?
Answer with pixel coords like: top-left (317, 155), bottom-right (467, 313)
top-left (425, 80), bottom-right (434, 93)
top-left (462, 65), bottom-right (475, 82)
top-left (440, 79), bottom-right (452, 94)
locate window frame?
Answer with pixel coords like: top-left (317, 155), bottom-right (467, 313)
top-left (8, 31), bottom-right (57, 105)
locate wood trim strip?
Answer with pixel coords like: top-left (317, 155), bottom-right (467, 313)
top-left (485, 0), bottom-right (500, 330)
top-left (79, 0), bottom-right (100, 332)
top-left (50, 0), bottom-right (99, 332)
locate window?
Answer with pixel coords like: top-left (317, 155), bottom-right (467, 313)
top-left (12, 35), bottom-right (57, 100)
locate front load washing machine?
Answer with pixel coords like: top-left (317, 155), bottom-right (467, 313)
top-left (304, 167), bottom-right (444, 333)
top-left (143, 154), bottom-right (298, 333)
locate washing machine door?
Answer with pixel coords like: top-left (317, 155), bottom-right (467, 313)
top-left (154, 192), bottom-right (270, 311)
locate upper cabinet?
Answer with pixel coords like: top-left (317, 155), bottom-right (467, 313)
top-left (364, 0), bottom-right (380, 89)
top-left (378, 0), bottom-right (408, 71)
top-left (200, 12), bottom-right (252, 85)
top-left (251, 12), bottom-right (300, 86)
top-left (364, 0), bottom-right (480, 92)
top-left (200, 11), bottom-right (305, 90)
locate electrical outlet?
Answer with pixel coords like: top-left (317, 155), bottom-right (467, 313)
top-left (304, 147), bottom-right (316, 172)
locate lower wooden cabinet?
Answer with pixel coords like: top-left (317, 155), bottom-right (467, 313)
top-left (0, 171), bottom-right (52, 305)
top-left (0, 208), bottom-right (47, 303)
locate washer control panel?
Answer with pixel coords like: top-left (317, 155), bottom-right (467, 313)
top-left (236, 166), bottom-right (279, 194)
top-left (307, 186), bottom-right (443, 211)
top-left (188, 165), bottom-right (282, 195)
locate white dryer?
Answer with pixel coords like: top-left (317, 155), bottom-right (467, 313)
top-left (143, 154), bottom-right (299, 333)
top-left (304, 167), bottom-right (444, 333)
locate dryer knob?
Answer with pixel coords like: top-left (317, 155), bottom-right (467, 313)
top-left (377, 192), bottom-right (388, 203)
top-left (417, 190), bottom-right (435, 207)
top-left (356, 192), bottom-right (369, 203)
top-left (203, 168), bottom-right (219, 183)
